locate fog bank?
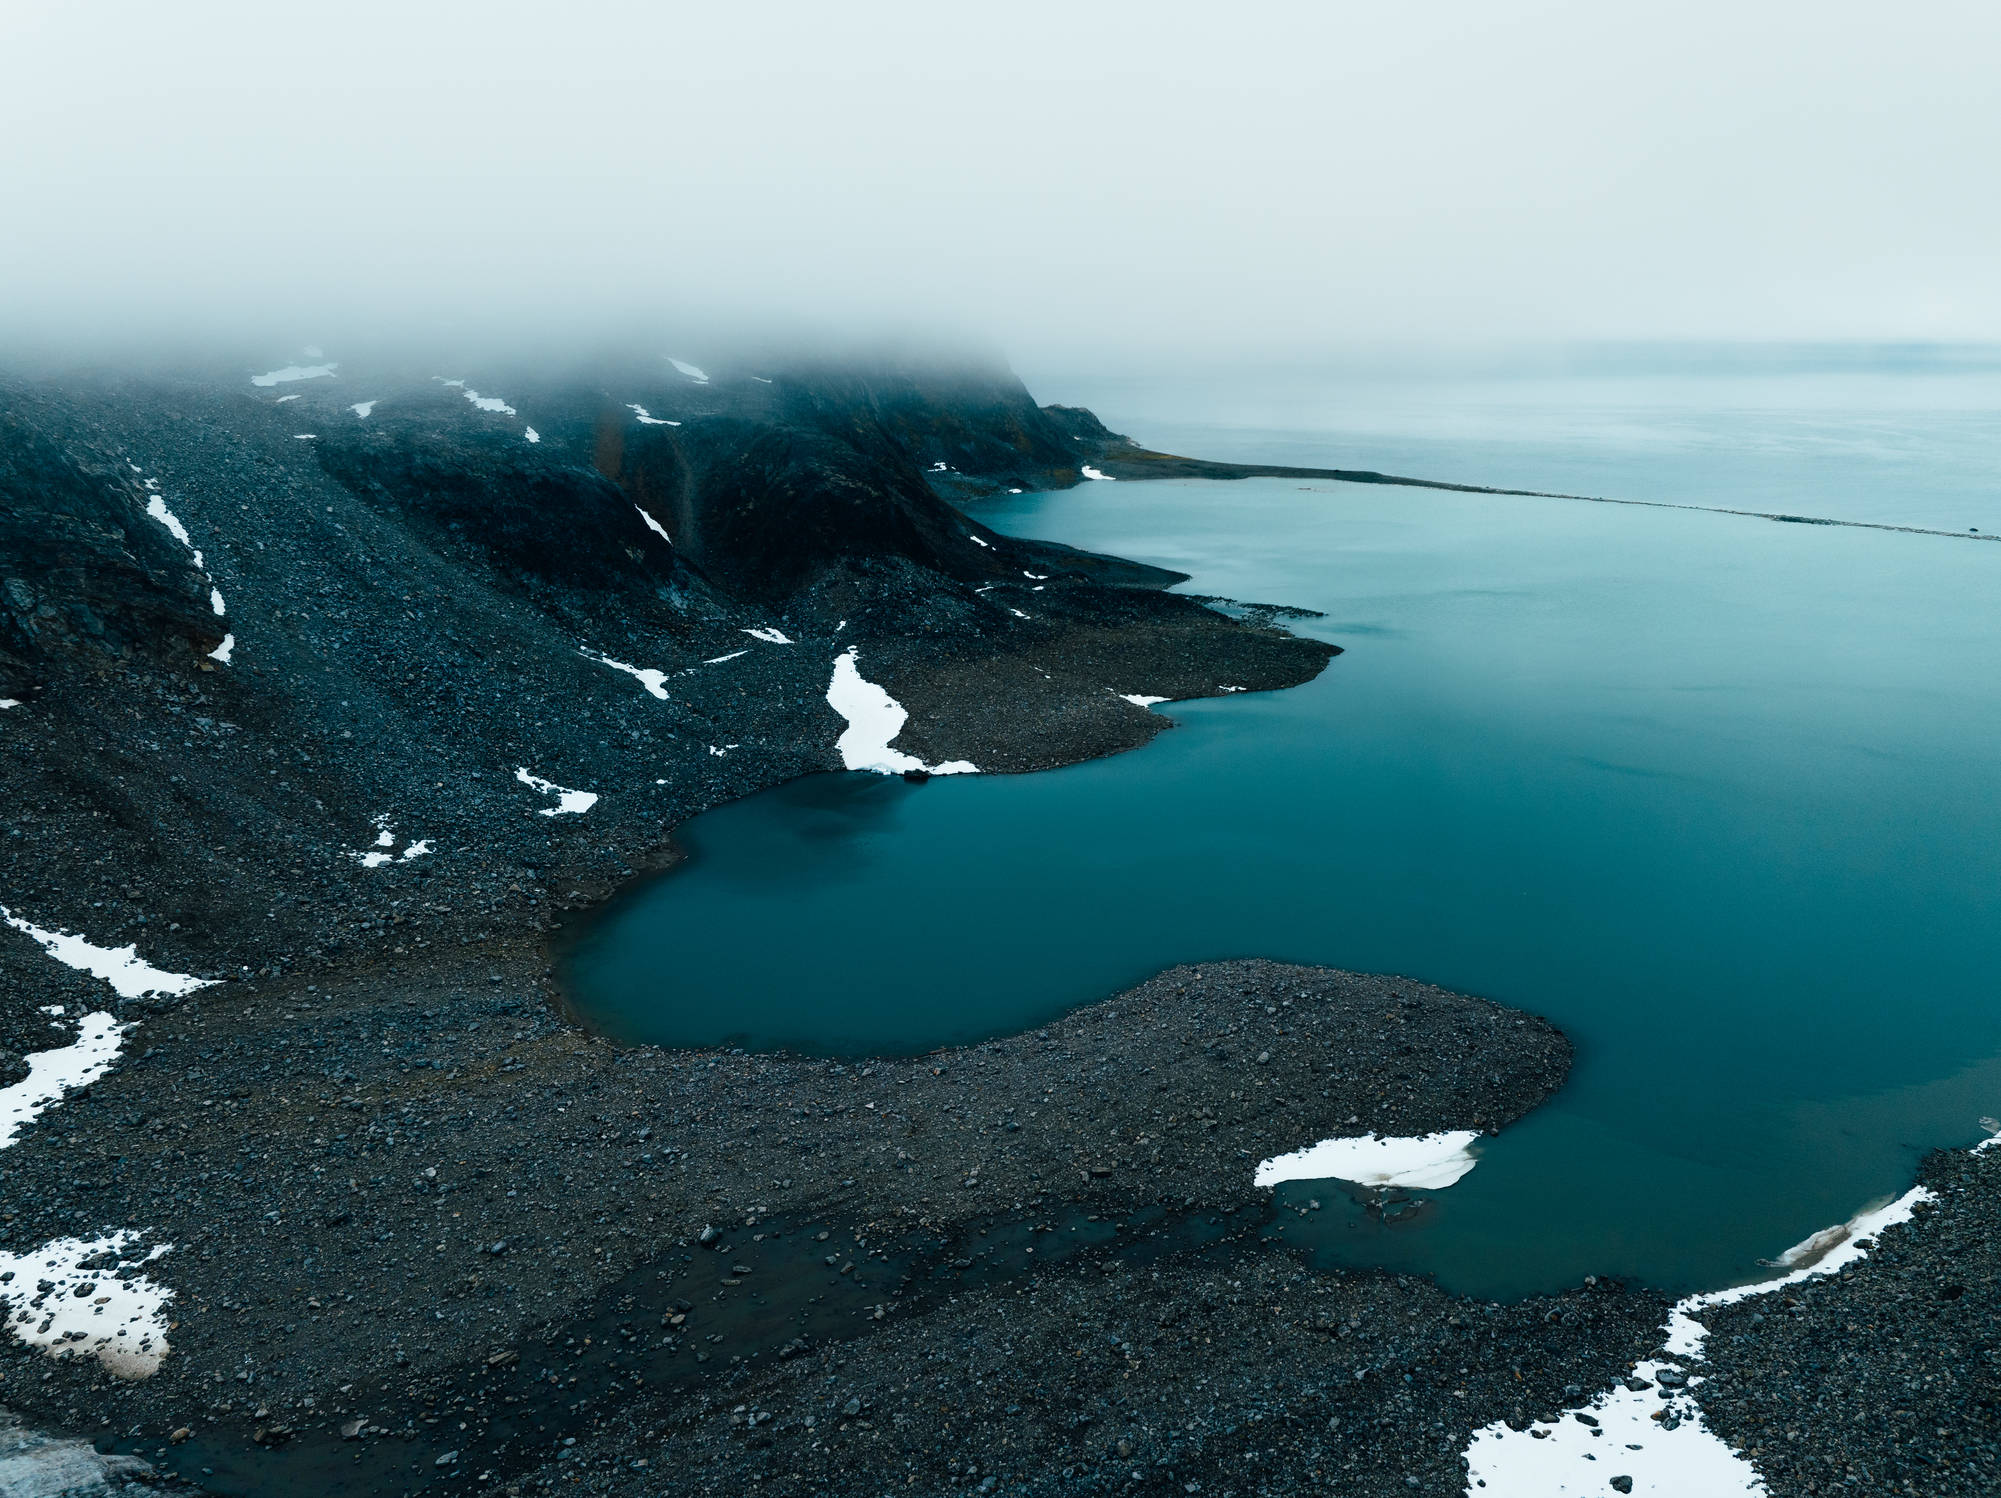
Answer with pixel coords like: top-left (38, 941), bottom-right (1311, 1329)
top-left (4, 1), bottom-right (1999, 369)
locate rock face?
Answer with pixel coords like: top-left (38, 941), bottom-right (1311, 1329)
top-left (0, 390), bottom-right (222, 676)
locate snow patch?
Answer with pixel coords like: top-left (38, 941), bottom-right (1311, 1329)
top-left (293, 434), bottom-right (317, 440)
top-left (347, 816), bottom-right (432, 868)
top-left (209, 587), bottom-right (225, 616)
top-left (742, 627), bottom-right (793, 645)
top-left (0, 1232), bottom-right (174, 1378)
top-left (580, 647), bottom-right (669, 700)
top-left (434, 377), bottom-right (515, 415)
top-left (144, 496), bottom-right (191, 550)
top-left (703, 650), bottom-right (747, 664)
top-left (250, 363), bottom-right (336, 387)
top-left (968, 535), bottom-right (992, 549)
top-left (1255, 1130), bottom-right (1480, 1191)
top-left (667, 358), bottom-right (709, 382)
top-left (524, 427), bottom-right (540, 443)
top-left (515, 768), bottom-right (597, 816)
top-left (635, 506), bottom-right (672, 543)
top-left (1463, 1184), bottom-right (1937, 1496)
top-left (627, 404), bottom-right (680, 426)
top-left (274, 394), bottom-right (300, 404)
top-left (208, 634), bottom-right (235, 664)
top-left (351, 401), bottom-right (377, 418)
top-left (825, 649), bottom-right (977, 777)
top-left (1, 1010), bottom-right (125, 1149)
top-left (1120, 694), bottom-right (1169, 707)
top-left (1081, 465), bottom-right (1115, 481)
top-left (0, 700), bottom-right (18, 710)
top-left (0, 906), bottom-right (212, 1000)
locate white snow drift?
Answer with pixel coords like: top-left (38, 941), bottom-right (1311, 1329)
top-left (1081, 465), bottom-right (1116, 481)
top-left (1462, 1183), bottom-right (1938, 1496)
top-left (515, 768), bottom-right (597, 815)
top-left (0, 1010), bottom-right (125, 1149)
top-left (1255, 1130), bottom-right (1481, 1191)
top-left (0, 1233), bottom-right (174, 1378)
top-left (667, 357), bottom-right (709, 382)
top-left (635, 506), bottom-right (673, 542)
top-left (0, 906), bottom-right (211, 1000)
top-left (627, 403), bottom-right (679, 426)
top-left (1120, 693), bottom-right (1169, 707)
top-left (250, 363), bottom-right (336, 387)
top-left (580, 647), bottom-right (670, 700)
top-left (825, 649), bottom-right (977, 777)
top-left (742, 627), bottom-right (793, 644)
top-left (347, 816), bottom-right (432, 868)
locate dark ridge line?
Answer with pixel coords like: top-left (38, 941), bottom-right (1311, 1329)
top-left (1108, 449), bottom-right (1999, 544)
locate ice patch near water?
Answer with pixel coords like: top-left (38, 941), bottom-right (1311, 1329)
top-left (0, 906), bottom-right (212, 1000)
top-left (250, 363), bottom-right (336, 387)
top-left (0, 1233), bottom-right (174, 1378)
top-left (1463, 1178), bottom-right (1942, 1496)
top-left (1120, 694), bottom-right (1169, 707)
top-left (1081, 465), bottom-right (1115, 481)
top-left (515, 768), bottom-right (597, 816)
top-left (1256, 1130), bottom-right (1480, 1191)
top-left (581, 647), bottom-right (670, 700)
top-left (826, 649), bottom-right (977, 777)
top-left (1, 1010), bottom-right (125, 1149)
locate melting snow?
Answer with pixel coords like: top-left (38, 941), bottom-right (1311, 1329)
top-left (704, 650), bottom-right (747, 664)
top-left (351, 401), bottom-right (377, 418)
top-left (515, 768), bottom-right (597, 816)
top-left (524, 427), bottom-right (540, 443)
top-left (1, 1010), bottom-right (124, 1149)
top-left (667, 358), bottom-right (709, 382)
top-left (250, 364), bottom-right (336, 387)
top-left (0, 1233), bottom-right (174, 1378)
top-left (274, 394), bottom-right (300, 404)
top-left (293, 434), bottom-right (317, 440)
top-left (209, 588), bottom-right (225, 616)
top-left (1463, 1184), bottom-right (1939, 1496)
top-left (743, 627), bottom-right (793, 644)
top-left (0, 906), bottom-right (212, 1000)
top-left (0, 700), bottom-right (18, 710)
top-left (626, 403), bottom-right (680, 426)
top-left (1255, 1130), bottom-right (1481, 1191)
top-left (208, 634), bottom-right (235, 664)
top-left (1120, 694), bottom-right (1169, 707)
top-left (434, 377), bottom-right (516, 415)
top-left (144, 496), bottom-right (192, 550)
top-left (348, 816), bottom-right (432, 868)
top-left (968, 535), bottom-right (992, 549)
top-left (825, 649), bottom-right (977, 777)
top-left (1081, 465), bottom-right (1115, 481)
top-left (635, 506), bottom-right (673, 543)
top-left (580, 647), bottom-right (669, 700)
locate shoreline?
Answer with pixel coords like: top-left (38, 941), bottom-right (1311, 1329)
top-left (3, 356), bottom-right (1995, 1496)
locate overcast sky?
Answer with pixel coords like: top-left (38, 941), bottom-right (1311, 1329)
top-left (4, 1), bottom-right (1998, 367)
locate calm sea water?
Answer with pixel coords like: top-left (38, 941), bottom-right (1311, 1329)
top-left (565, 352), bottom-right (2001, 1300)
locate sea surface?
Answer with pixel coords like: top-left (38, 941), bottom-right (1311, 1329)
top-left (565, 347), bottom-right (2001, 1300)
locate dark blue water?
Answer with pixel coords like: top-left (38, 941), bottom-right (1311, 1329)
top-left (565, 357), bottom-right (2001, 1299)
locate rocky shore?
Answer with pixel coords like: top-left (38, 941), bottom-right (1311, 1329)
top-left (2, 348), bottom-right (1993, 1497)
